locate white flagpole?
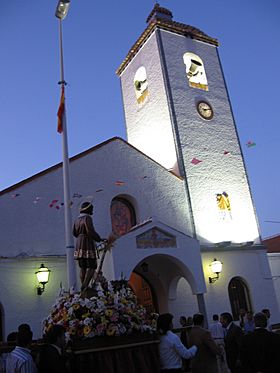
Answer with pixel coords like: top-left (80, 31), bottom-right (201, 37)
top-left (57, 9), bottom-right (76, 291)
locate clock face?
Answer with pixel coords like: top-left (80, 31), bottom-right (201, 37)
top-left (197, 101), bottom-right (213, 120)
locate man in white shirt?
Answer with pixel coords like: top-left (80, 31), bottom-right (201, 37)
top-left (209, 314), bottom-right (225, 340)
top-left (6, 328), bottom-right (37, 373)
top-left (157, 313), bottom-right (197, 372)
top-left (209, 314), bottom-right (228, 373)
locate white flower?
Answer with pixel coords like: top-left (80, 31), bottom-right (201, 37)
top-left (65, 332), bottom-right (71, 342)
top-left (83, 317), bottom-right (92, 326)
top-left (69, 320), bottom-right (77, 327)
top-left (68, 307), bottom-right (74, 316)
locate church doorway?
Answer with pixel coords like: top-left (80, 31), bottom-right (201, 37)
top-left (129, 271), bottom-right (158, 314)
top-left (228, 277), bottom-right (252, 320)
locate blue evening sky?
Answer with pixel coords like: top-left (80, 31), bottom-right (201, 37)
top-left (0, 0), bottom-right (279, 238)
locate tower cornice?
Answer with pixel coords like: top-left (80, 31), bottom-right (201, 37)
top-left (116, 17), bottom-right (219, 76)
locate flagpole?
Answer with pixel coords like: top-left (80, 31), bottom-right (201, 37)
top-left (56, 2), bottom-right (76, 291)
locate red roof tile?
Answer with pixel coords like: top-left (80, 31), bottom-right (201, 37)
top-left (263, 235), bottom-right (280, 253)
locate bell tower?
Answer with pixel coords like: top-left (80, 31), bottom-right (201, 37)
top-left (117, 4), bottom-right (260, 245)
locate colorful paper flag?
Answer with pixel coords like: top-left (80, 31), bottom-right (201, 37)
top-left (57, 86), bottom-right (65, 134)
top-left (73, 193), bottom-right (82, 198)
top-left (115, 180), bottom-right (125, 186)
top-left (33, 196), bottom-right (42, 204)
top-left (11, 193), bottom-right (20, 198)
top-left (246, 141), bottom-right (256, 148)
top-left (95, 189), bottom-right (104, 193)
top-left (49, 199), bottom-right (59, 208)
top-left (191, 158), bottom-right (202, 165)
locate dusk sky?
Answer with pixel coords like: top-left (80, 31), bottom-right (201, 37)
top-left (0, 0), bottom-right (279, 239)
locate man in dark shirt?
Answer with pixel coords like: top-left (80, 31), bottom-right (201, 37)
top-left (240, 312), bottom-right (280, 373)
top-left (220, 312), bottom-right (243, 373)
top-left (38, 325), bottom-right (67, 373)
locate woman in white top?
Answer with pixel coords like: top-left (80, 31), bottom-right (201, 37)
top-left (157, 313), bottom-right (197, 373)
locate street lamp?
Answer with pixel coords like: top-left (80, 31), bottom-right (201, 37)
top-left (55, 0), bottom-right (76, 291)
top-left (55, 0), bottom-right (70, 20)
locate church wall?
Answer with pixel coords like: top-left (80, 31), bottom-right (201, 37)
top-left (202, 249), bottom-right (280, 324)
top-left (268, 253), bottom-right (280, 312)
top-left (0, 138), bottom-right (195, 336)
top-left (169, 277), bottom-right (198, 327)
top-left (159, 29), bottom-right (260, 245)
top-left (69, 139), bottom-right (191, 239)
top-left (0, 139), bottom-right (189, 258)
top-left (0, 257), bottom-right (67, 340)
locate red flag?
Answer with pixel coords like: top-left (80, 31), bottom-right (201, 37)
top-left (57, 86), bottom-right (65, 133)
top-left (191, 157), bottom-right (202, 165)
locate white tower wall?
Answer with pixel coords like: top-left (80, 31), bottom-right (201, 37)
top-left (120, 27), bottom-right (260, 245)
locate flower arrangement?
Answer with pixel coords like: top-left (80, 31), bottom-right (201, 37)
top-left (43, 279), bottom-right (158, 342)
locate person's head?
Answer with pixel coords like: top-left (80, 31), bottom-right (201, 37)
top-left (18, 323), bottom-right (31, 333)
top-left (254, 312), bottom-right (268, 328)
top-left (179, 316), bottom-right (187, 327)
top-left (186, 316), bottom-right (193, 326)
top-left (7, 332), bottom-right (18, 343)
top-left (17, 329), bottom-right (33, 348)
top-left (157, 313), bottom-right (173, 335)
top-left (213, 314), bottom-right (219, 321)
top-left (80, 202), bottom-right (93, 215)
top-left (246, 311), bottom-right (254, 321)
top-left (193, 313), bottom-right (204, 327)
top-left (239, 308), bottom-right (246, 317)
top-left (44, 325), bottom-right (66, 348)
top-left (220, 312), bottom-right (233, 328)
top-left (261, 309), bottom-right (271, 319)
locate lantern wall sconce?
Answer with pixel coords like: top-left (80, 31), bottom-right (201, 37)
top-left (35, 264), bottom-right (51, 295)
top-left (209, 258), bottom-right (222, 284)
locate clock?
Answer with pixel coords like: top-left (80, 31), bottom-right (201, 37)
top-left (197, 101), bottom-right (213, 120)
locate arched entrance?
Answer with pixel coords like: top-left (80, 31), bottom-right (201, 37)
top-left (129, 271), bottom-right (158, 314)
top-left (126, 253), bottom-right (205, 325)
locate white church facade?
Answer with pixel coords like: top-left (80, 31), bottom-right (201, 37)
top-left (0, 4), bottom-right (279, 340)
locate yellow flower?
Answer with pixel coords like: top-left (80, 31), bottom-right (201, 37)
top-left (106, 326), bottom-right (116, 336)
top-left (73, 304), bottom-right (80, 310)
top-left (46, 324), bottom-right (53, 332)
top-left (105, 309), bottom-right (113, 317)
top-left (83, 325), bottom-right (91, 336)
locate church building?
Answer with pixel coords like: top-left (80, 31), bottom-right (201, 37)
top-left (0, 4), bottom-right (278, 340)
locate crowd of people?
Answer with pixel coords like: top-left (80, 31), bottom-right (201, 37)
top-left (0, 324), bottom-right (68, 373)
top-left (1, 308), bottom-right (279, 373)
top-left (157, 308), bottom-right (280, 373)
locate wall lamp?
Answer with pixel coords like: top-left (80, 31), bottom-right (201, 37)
top-left (209, 259), bottom-right (222, 284)
top-left (36, 264), bottom-right (51, 295)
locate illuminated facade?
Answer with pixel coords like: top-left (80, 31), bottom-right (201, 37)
top-left (0, 4), bottom-right (279, 340)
